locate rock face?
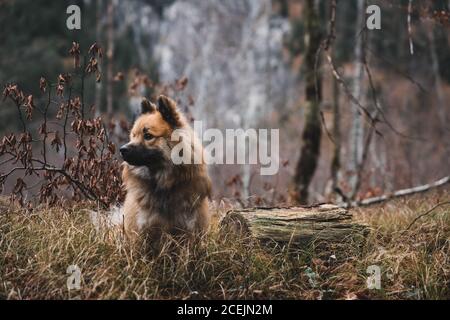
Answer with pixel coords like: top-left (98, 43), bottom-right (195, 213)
top-left (221, 204), bottom-right (370, 250)
top-left (154, 0), bottom-right (296, 197)
top-left (155, 0), bottom-right (296, 128)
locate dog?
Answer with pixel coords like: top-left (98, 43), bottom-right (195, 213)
top-left (120, 95), bottom-right (211, 245)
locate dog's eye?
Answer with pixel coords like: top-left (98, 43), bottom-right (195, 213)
top-left (143, 132), bottom-right (154, 141)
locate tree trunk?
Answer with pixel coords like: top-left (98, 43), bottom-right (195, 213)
top-left (349, 0), bottom-right (365, 196)
top-left (106, 0), bottom-right (115, 116)
top-left (427, 24), bottom-right (446, 130)
top-left (330, 73), bottom-right (341, 194)
top-left (292, 0), bottom-right (323, 204)
top-left (221, 204), bottom-right (369, 251)
top-left (95, 0), bottom-right (103, 117)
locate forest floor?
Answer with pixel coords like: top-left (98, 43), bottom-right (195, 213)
top-left (0, 188), bottom-right (449, 300)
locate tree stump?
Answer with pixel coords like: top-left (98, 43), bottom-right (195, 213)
top-left (220, 204), bottom-right (369, 252)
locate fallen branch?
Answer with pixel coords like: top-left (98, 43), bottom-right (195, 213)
top-left (349, 176), bottom-right (450, 207)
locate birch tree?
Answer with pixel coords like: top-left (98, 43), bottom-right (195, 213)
top-left (349, 0), bottom-right (366, 197)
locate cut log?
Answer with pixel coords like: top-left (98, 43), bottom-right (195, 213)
top-left (220, 204), bottom-right (369, 250)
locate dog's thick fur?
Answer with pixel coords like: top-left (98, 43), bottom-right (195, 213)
top-left (120, 95), bottom-right (211, 244)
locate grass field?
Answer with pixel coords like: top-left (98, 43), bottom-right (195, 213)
top-left (0, 189), bottom-right (449, 300)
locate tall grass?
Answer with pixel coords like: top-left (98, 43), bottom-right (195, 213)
top-left (0, 190), bottom-right (448, 300)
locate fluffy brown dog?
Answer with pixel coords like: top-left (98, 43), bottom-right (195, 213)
top-left (120, 95), bottom-right (211, 244)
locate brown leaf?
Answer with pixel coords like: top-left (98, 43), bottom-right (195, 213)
top-left (113, 72), bottom-right (124, 82)
top-left (107, 142), bottom-right (116, 154)
top-left (69, 42), bottom-right (81, 68)
top-left (24, 95), bottom-right (34, 120)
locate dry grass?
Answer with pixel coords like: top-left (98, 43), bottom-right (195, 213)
top-left (0, 189), bottom-right (449, 300)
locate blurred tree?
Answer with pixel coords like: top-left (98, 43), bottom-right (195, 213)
top-left (0, 0), bottom-right (96, 131)
top-left (94, 0), bottom-right (103, 116)
top-left (291, 0), bottom-right (323, 204)
top-left (330, 61), bottom-right (341, 198)
top-left (0, 0), bottom-right (163, 130)
top-left (348, 0), bottom-right (366, 198)
top-left (106, 0), bottom-right (116, 115)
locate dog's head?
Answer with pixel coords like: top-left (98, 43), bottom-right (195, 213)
top-left (120, 95), bottom-right (185, 177)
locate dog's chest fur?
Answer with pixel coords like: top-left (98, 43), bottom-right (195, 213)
top-left (122, 165), bottom-right (211, 238)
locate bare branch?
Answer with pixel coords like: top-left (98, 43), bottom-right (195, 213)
top-left (348, 176), bottom-right (450, 207)
top-left (407, 0), bottom-right (414, 55)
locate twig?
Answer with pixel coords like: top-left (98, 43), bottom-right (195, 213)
top-left (365, 46), bottom-right (427, 94)
top-left (63, 87), bottom-right (72, 161)
top-left (325, 53), bottom-right (379, 130)
top-left (324, 0), bottom-right (337, 51)
top-left (42, 86), bottom-right (51, 166)
top-left (81, 55), bottom-right (86, 120)
top-left (407, 0), bottom-right (414, 55)
top-left (0, 163), bottom-right (108, 208)
top-left (404, 201), bottom-right (450, 232)
top-left (13, 98), bottom-right (27, 133)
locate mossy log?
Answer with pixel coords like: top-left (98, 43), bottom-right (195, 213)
top-left (221, 204), bottom-right (369, 250)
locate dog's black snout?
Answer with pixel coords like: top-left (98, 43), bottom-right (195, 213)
top-left (120, 145), bottom-right (130, 157)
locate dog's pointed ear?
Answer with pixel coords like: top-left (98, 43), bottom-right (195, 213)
top-left (141, 98), bottom-right (156, 114)
top-left (157, 95), bottom-right (182, 127)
